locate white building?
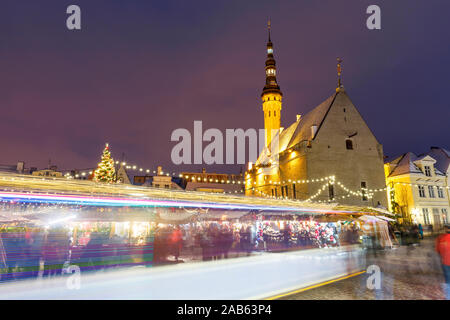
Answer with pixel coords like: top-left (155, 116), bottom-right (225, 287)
top-left (385, 152), bottom-right (449, 228)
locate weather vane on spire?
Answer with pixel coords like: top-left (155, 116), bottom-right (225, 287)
top-left (337, 57), bottom-right (343, 91)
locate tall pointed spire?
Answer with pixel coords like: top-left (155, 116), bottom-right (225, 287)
top-left (261, 21), bottom-right (283, 150)
top-left (336, 57), bottom-right (343, 92)
top-left (262, 20), bottom-right (282, 97)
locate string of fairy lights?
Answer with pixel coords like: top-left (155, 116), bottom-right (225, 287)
top-left (246, 175), bottom-right (449, 203)
top-left (246, 175), bottom-right (388, 201)
top-left (21, 156), bottom-right (450, 202)
top-left (61, 161), bottom-right (246, 187)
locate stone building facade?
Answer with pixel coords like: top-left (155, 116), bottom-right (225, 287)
top-left (245, 28), bottom-right (387, 208)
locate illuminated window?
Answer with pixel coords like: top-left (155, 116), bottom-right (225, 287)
top-left (266, 68), bottom-right (276, 76)
top-left (423, 208), bottom-right (430, 224)
top-left (428, 185), bottom-right (435, 198)
top-left (418, 185), bottom-right (426, 197)
top-left (267, 48), bottom-right (273, 54)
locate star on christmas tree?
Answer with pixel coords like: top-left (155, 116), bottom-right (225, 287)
top-left (93, 143), bottom-right (116, 183)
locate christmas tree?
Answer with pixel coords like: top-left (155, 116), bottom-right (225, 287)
top-left (93, 143), bottom-right (116, 183)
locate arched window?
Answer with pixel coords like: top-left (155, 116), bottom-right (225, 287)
top-left (346, 139), bottom-right (353, 150)
top-left (268, 111), bottom-right (271, 117)
top-left (274, 110), bottom-right (276, 117)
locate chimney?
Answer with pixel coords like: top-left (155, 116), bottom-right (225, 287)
top-left (202, 168), bottom-right (206, 174)
top-left (296, 114), bottom-right (301, 122)
top-left (311, 125), bottom-right (318, 139)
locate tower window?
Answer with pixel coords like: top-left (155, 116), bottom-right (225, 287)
top-left (266, 68), bottom-right (276, 76)
top-left (274, 111), bottom-right (276, 117)
top-left (268, 111), bottom-right (271, 117)
top-left (346, 139), bottom-right (353, 150)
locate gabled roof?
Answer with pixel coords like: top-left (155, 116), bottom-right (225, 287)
top-left (387, 152), bottom-right (445, 177)
top-left (428, 147), bottom-right (450, 174)
top-left (286, 92), bottom-right (337, 149)
top-left (256, 91), bottom-right (338, 165)
top-left (387, 152), bottom-right (422, 177)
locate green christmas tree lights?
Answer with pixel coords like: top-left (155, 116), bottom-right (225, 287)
top-left (93, 143), bottom-right (116, 183)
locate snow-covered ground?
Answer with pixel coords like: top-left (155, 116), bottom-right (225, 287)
top-left (0, 246), bottom-right (365, 299)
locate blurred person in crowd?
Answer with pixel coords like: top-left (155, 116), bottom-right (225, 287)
top-left (78, 232), bottom-right (106, 272)
top-left (282, 224), bottom-right (290, 249)
top-left (25, 229), bottom-right (44, 278)
top-left (183, 225), bottom-right (196, 257)
top-left (109, 234), bottom-right (126, 268)
top-left (170, 226), bottom-right (183, 262)
top-left (43, 230), bottom-right (68, 277)
top-left (219, 225), bottom-right (233, 259)
top-left (399, 225), bottom-right (407, 246)
top-left (351, 225), bottom-right (360, 244)
top-left (2, 230), bottom-right (24, 281)
top-left (240, 225), bottom-right (253, 256)
top-left (231, 229), bottom-right (240, 255)
top-left (209, 224), bottom-right (221, 260)
top-left (141, 232), bottom-right (154, 268)
top-left (411, 225), bottom-right (420, 245)
top-left (418, 223), bottom-right (424, 240)
top-left (435, 224), bottom-right (450, 300)
top-left (0, 232), bottom-right (8, 281)
top-left (199, 228), bottom-right (212, 261)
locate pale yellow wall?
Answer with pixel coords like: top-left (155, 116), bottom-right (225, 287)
top-left (385, 159), bottom-right (450, 227)
top-left (262, 93), bottom-right (282, 148)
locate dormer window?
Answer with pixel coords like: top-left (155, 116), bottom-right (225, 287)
top-left (424, 165), bottom-right (432, 177)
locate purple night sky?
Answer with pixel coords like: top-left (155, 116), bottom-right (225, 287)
top-left (0, 0), bottom-right (449, 174)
